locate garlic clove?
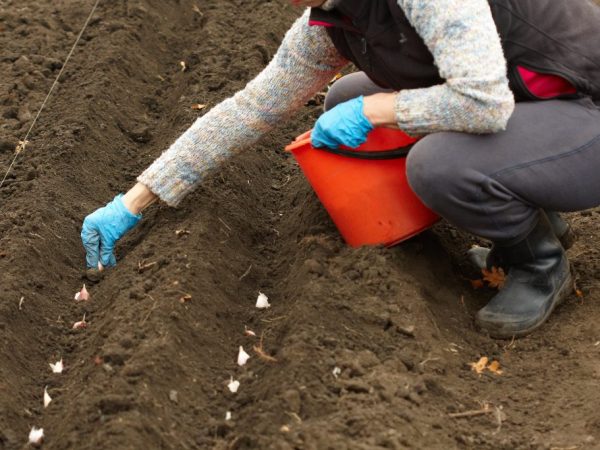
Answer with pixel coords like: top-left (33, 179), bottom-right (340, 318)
top-left (237, 346), bottom-right (250, 366)
top-left (43, 386), bottom-right (52, 408)
top-left (255, 292), bottom-right (271, 309)
top-left (74, 284), bottom-right (90, 302)
top-left (332, 367), bottom-right (341, 379)
top-left (28, 426), bottom-right (44, 447)
top-left (244, 326), bottom-right (256, 337)
top-left (72, 313), bottom-right (87, 330)
top-left (227, 377), bottom-right (240, 393)
top-left (49, 359), bottom-right (63, 374)
top-left (225, 411), bottom-right (232, 421)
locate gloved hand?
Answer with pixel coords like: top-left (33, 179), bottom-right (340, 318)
top-left (311, 96), bottom-right (374, 149)
top-left (81, 194), bottom-right (142, 269)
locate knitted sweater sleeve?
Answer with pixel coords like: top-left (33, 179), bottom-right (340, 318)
top-left (138, 10), bottom-right (347, 206)
top-left (394, 0), bottom-right (515, 135)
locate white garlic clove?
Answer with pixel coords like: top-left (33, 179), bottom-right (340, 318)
top-left (49, 359), bottom-right (63, 374)
top-left (28, 426), bottom-right (44, 447)
top-left (227, 377), bottom-right (240, 393)
top-left (225, 411), bottom-right (232, 421)
top-left (332, 367), bottom-right (341, 379)
top-left (74, 284), bottom-right (90, 302)
top-left (237, 346), bottom-right (250, 366)
top-left (43, 386), bottom-right (52, 408)
top-left (72, 313), bottom-right (87, 330)
top-left (244, 326), bottom-right (256, 337)
top-left (255, 292), bottom-right (271, 309)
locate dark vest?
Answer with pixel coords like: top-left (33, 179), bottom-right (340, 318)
top-left (310, 0), bottom-right (600, 101)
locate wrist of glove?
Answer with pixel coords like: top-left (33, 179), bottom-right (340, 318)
top-left (81, 194), bottom-right (142, 269)
top-left (311, 96), bottom-right (374, 150)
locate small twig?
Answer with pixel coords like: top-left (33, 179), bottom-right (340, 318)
top-left (503, 335), bottom-right (516, 352)
top-left (238, 264), bottom-right (252, 281)
top-left (419, 357), bottom-right (440, 368)
top-left (217, 217), bottom-right (232, 232)
top-left (492, 406), bottom-right (505, 435)
top-left (448, 406), bottom-right (494, 419)
top-left (260, 315), bottom-right (288, 324)
top-left (253, 332), bottom-right (278, 363)
top-left (138, 260), bottom-right (158, 273)
top-left (286, 412), bottom-right (302, 424)
top-left (141, 295), bottom-right (159, 325)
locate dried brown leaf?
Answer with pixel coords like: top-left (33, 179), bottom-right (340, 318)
top-left (482, 266), bottom-right (506, 290)
top-left (487, 360), bottom-right (503, 375)
top-left (470, 356), bottom-right (488, 374)
top-left (470, 279), bottom-right (485, 290)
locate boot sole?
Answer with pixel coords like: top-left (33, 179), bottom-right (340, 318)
top-left (479, 267), bottom-right (574, 339)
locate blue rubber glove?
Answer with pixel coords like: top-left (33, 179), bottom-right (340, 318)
top-left (81, 194), bottom-right (142, 269)
top-left (311, 96), bottom-right (374, 149)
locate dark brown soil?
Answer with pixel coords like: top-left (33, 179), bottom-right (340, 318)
top-left (1, 1), bottom-right (600, 449)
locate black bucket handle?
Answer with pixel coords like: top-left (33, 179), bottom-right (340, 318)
top-left (314, 144), bottom-right (413, 160)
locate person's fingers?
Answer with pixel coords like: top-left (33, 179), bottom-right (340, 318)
top-left (98, 227), bottom-right (118, 267)
top-left (81, 222), bottom-right (100, 269)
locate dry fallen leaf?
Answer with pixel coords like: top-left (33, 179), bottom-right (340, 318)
top-left (470, 279), bottom-right (485, 290)
top-left (253, 344), bottom-right (278, 363)
top-left (15, 140), bottom-right (29, 155)
top-left (487, 360), bottom-right (503, 375)
top-left (470, 356), bottom-right (503, 376)
top-left (482, 266), bottom-right (506, 290)
top-left (470, 356), bottom-right (489, 375)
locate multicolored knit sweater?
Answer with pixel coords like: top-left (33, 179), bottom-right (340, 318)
top-left (138, 0), bottom-right (515, 206)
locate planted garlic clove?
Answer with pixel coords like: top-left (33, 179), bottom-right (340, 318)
top-left (72, 314), bottom-right (87, 330)
top-left (255, 292), bottom-right (271, 309)
top-left (237, 346), bottom-right (250, 366)
top-left (332, 367), bottom-right (341, 379)
top-left (49, 359), bottom-right (63, 374)
top-left (225, 411), bottom-right (232, 421)
top-left (98, 261), bottom-right (104, 271)
top-left (74, 284), bottom-right (90, 302)
top-left (28, 426), bottom-right (44, 447)
top-left (244, 326), bottom-right (256, 337)
top-left (227, 377), bottom-right (240, 393)
top-left (43, 386), bottom-right (52, 408)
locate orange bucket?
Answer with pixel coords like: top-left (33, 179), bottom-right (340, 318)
top-left (285, 128), bottom-right (439, 247)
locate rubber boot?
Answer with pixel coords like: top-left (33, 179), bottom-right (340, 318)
top-left (468, 211), bottom-right (576, 270)
top-left (475, 214), bottom-right (573, 338)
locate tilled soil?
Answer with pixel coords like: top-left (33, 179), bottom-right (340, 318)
top-left (1, 1), bottom-right (600, 449)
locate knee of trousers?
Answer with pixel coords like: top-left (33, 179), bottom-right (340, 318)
top-left (324, 81), bottom-right (350, 112)
top-left (406, 134), bottom-right (474, 213)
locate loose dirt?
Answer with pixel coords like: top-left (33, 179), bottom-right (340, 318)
top-left (1, 1), bottom-right (599, 449)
